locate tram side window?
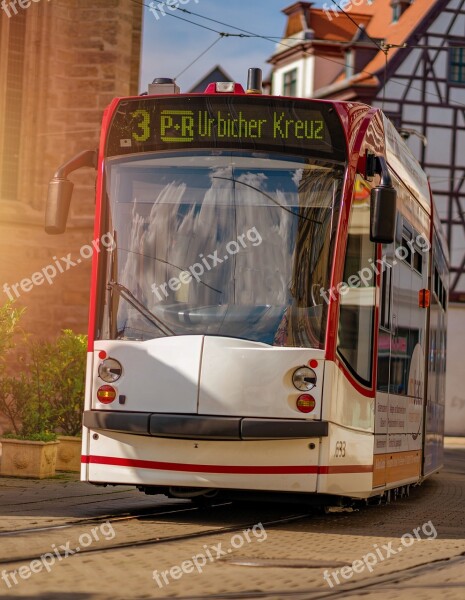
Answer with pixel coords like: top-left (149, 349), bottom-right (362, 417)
top-left (380, 262), bottom-right (392, 330)
top-left (389, 214), bottom-right (427, 396)
top-left (400, 235), bottom-right (412, 266)
top-left (400, 226), bottom-right (424, 274)
top-left (434, 267), bottom-right (447, 311)
top-left (413, 246), bottom-right (423, 274)
top-left (377, 257), bottom-right (393, 392)
top-left (337, 176), bottom-right (376, 386)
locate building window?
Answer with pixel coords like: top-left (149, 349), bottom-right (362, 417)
top-left (283, 68), bottom-right (297, 97)
top-left (0, 12), bottom-right (26, 201)
top-left (392, 1), bottom-right (412, 22)
top-left (392, 5), bottom-right (401, 22)
top-left (345, 49), bottom-right (355, 79)
top-left (449, 46), bottom-right (465, 84)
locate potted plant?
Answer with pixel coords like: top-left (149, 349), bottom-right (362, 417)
top-left (0, 303), bottom-right (58, 478)
top-left (0, 432), bottom-right (59, 479)
top-left (47, 330), bottom-right (86, 472)
top-left (0, 305), bottom-right (86, 477)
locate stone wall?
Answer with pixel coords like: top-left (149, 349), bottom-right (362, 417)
top-left (0, 0), bottom-right (143, 339)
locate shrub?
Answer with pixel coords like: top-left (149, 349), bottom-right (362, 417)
top-left (46, 330), bottom-right (87, 436)
top-left (0, 302), bottom-right (24, 361)
top-left (0, 303), bottom-right (86, 438)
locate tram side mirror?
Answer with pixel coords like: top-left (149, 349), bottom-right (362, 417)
top-left (45, 149), bottom-right (97, 235)
top-left (45, 178), bottom-right (74, 235)
top-left (370, 185), bottom-right (397, 244)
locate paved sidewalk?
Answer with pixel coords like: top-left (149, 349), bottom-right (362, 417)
top-left (0, 440), bottom-right (463, 599)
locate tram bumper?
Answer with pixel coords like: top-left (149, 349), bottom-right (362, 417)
top-left (83, 410), bottom-right (329, 440)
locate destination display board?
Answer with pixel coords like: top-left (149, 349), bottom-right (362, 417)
top-left (106, 96), bottom-right (346, 160)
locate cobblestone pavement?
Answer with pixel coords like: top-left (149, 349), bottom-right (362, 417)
top-left (0, 439), bottom-right (464, 600)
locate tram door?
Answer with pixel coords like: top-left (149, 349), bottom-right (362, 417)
top-left (374, 236), bottom-right (394, 488)
top-left (423, 238), bottom-right (447, 476)
top-left (374, 187), bottom-right (429, 488)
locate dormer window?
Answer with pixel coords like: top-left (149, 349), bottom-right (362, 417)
top-left (390, 0), bottom-right (412, 23)
top-left (283, 68), bottom-right (298, 96)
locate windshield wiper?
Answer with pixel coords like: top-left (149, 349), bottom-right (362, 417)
top-left (108, 281), bottom-right (175, 337)
top-left (212, 177), bottom-right (324, 225)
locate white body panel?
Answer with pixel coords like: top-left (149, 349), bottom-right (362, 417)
top-left (85, 432), bottom-right (319, 493)
top-left (317, 423), bottom-right (374, 496)
top-left (91, 337), bottom-right (325, 419)
top-left (199, 337), bottom-right (324, 418)
top-left (92, 337), bottom-right (204, 413)
top-left (322, 361), bottom-right (374, 431)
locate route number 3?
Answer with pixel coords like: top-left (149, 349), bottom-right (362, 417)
top-left (335, 441), bottom-right (346, 458)
top-left (132, 109), bottom-right (151, 142)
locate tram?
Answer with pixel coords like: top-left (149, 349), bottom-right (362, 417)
top-left (46, 69), bottom-right (448, 503)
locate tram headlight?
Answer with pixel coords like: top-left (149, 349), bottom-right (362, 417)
top-left (98, 358), bottom-right (123, 383)
top-left (292, 367), bottom-right (317, 391)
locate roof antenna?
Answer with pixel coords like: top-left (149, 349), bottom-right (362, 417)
top-left (246, 68), bottom-right (263, 95)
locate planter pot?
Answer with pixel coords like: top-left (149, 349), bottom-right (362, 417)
top-left (0, 439), bottom-right (59, 479)
top-left (56, 436), bottom-right (82, 472)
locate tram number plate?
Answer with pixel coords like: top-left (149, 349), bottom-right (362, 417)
top-left (334, 441), bottom-right (346, 458)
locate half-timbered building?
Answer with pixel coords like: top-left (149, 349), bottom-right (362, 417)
top-left (268, 0), bottom-right (465, 434)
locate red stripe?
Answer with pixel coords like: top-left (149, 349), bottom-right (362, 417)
top-left (321, 465), bottom-right (373, 474)
top-left (87, 98), bottom-right (121, 352)
top-left (82, 455), bottom-right (372, 475)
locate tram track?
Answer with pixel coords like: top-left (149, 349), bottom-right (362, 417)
top-left (0, 499), bottom-right (202, 537)
top-left (0, 509), bottom-right (311, 568)
top-left (139, 549), bottom-right (465, 600)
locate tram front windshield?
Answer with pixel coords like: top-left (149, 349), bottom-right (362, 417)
top-left (100, 151), bottom-right (345, 348)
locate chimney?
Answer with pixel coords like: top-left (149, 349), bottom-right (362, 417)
top-left (282, 2), bottom-right (314, 40)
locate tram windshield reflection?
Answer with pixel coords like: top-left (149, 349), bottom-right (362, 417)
top-left (100, 152), bottom-right (345, 348)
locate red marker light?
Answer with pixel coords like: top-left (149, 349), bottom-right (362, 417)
top-left (98, 350), bottom-right (107, 360)
top-left (296, 394), bottom-right (316, 414)
top-left (308, 359), bottom-right (318, 369)
top-left (419, 289), bottom-right (430, 308)
top-left (204, 82), bottom-right (245, 94)
top-left (97, 385), bottom-right (116, 404)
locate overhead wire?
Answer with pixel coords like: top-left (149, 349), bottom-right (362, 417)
top-left (174, 35), bottom-right (224, 80)
top-left (130, 0), bottom-right (465, 110)
top-left (328, 0), bottom-right (384, 52)
top-left (129, 0), bottom-right (248, 36)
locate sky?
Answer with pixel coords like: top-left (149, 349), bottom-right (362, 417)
top-left (139, 0), bottom-right (325, 94)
